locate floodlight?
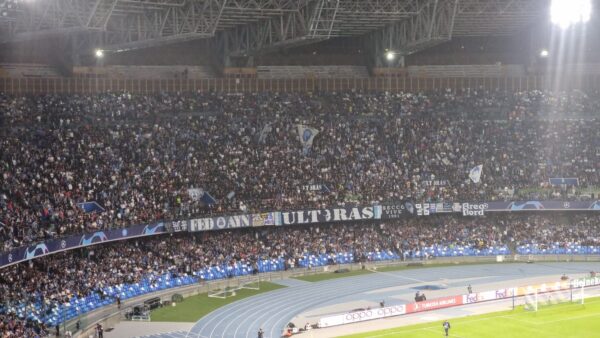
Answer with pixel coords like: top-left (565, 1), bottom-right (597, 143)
top-left (385, 51), bottom-right (395, 61)
top-left (551, 0), bottom-right (592, 29)
top-left (95, 49), bottom-right (104, 58)
top-left (540, 49), bottom-right (549, 57)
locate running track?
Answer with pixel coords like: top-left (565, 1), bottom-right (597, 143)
top-left (135, 262), bottom-right (600, 338)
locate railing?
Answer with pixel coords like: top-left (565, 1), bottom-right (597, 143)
top-left (2, 75), bottom-right (600, 93)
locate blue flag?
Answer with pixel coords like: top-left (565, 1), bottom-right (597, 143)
top-left (297, 125), bottom-right (319, 155)
top-left (77, 201), bottom-right (105, 214)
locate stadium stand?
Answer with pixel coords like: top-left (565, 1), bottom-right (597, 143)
top-left (0, 214), bottom-right (599, 333)
top-left (0, 89), bottom-right (599, 336)
top-left (1, 90), bottom-right (599, 252)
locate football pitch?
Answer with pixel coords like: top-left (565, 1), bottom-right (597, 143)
top-left (342, 297), bottom-right (600, 338)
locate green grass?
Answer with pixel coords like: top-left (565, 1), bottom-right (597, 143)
top-left (341, 298), bottom-right (600, 338)
top-left (149, 281), bottom-right (285, 322)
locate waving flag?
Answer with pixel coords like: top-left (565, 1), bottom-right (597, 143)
top-left (77, 201), bottom-right (105, 214)
top-left (469, 165), bottom-right (483, 183)
top-left (297, 125), bottom-right (319, 155)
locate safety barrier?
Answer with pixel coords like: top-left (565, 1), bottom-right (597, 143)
top-left (1, 75), bottom-right (600, 94)
top-left (318, 274), bottom-right (600, 328)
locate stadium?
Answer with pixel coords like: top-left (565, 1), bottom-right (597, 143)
top-left (2, 0), bottom-right (600, 337)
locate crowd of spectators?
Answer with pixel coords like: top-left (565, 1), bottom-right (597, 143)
top-left (1, 90), bottom-right (599, 252)
top-left (2, 214), bottom-right (600, 336)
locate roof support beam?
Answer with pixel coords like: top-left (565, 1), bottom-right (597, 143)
top-left (369, 0), bottom-right (459, 63)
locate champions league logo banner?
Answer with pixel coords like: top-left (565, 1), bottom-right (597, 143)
top-left (0, 221), bottom-right (166, 269)
top-left (484, 200), bottom-right (600, 212)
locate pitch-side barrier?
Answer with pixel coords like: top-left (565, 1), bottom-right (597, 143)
top-left (317, 276), bottom-right (600, 328)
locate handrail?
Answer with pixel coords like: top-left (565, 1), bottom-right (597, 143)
top-left (1, 75), bottom-right (599, 94)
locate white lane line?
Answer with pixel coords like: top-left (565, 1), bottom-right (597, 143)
top-left (257, 273), bottom-right (431, 338)
top-left (243, 277), bottom-right (380, 338)
top-left (367, 268), bottom-right (428, 283)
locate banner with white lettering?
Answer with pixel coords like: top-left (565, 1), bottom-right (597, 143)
top-left (281, 205), bottom-right (378, 225)
top-left (189, 214), bottom-right (253, 231)
top-left (318, 305), bottom-right (406, 328)
top-left (380, 201), bottom-right (416, 219)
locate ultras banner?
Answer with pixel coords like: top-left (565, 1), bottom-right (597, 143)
top-left (280, 205), bottom-right (380, 225)
top-left (0, 222), bottom-right (165, 269)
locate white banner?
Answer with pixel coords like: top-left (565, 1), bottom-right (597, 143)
top-left (318, 305), bottom-right (406, 328)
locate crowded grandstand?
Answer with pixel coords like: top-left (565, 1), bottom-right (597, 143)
top-left (1, 0), bottom-right (600, 337)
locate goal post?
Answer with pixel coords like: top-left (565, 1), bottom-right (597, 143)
top-left (207, 275), bottom-right (261, 299)
top-left (572, 285), bottom-right (585, 305)
top-left (238, 275), bottom-right (260, 291)
top-left (524, 290), bottom-right (538, 312)
top-left (524, 285), bottom-right (585, 311)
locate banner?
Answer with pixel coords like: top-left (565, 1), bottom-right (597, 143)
top-left (415, 202), bottom-right (459, 216)
top-left (571, 276), bottom-right (600, 288)
top-left (549, 178), bottom-right (579, 186)
top-left (484, 200), bottom-right (600, 212)
top-left (462, 202), bottom-right (488, 216)
top-left (165, 220), bottom-right (189, 233)
top-left (416, 200), bottom-right (600, 215)
top-left (463, 288), bottom-right (514, 304)
top-left (300, 184), bottom-right (330, 193)
top-left (421, 179), bottom-right (449, 187)
top-left (318, 305), bottom-right (406, 328)
top-left (406, 295), bottom-right (463, 313)
top-left (380, 201), bottom-right (416, 219)
top-left (0, 222), bottom-right (166, 269)
top-left (251, 212), bottom-right (282, 227)
top-left (280, 205), bottom-right (378, 225)
top-left (189, 214), bottom-right (253, 231)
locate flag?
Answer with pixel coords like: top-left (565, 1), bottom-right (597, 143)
top-left (200, 192), bottom-right (217, 206)
top-left (188, 188), bottom-right (204, 201)
top-left (469, 165), bottom-right (483, 183)
top-left (188, 188), bottom-right (217, 205)
top-left (258, 124), bottom-right (272, 144)
top-left (77, 201), bottom-right (105, 214)
top-left (297, 125), bottom-right (319, 155)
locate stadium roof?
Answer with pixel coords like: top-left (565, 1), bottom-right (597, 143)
top-left (0, 0), bottom-right (546, 58)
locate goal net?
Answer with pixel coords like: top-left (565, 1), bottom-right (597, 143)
top-left (207, 275), bottom-right (260, 299)
top-left (523, 286), bottom-right (585, 312)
